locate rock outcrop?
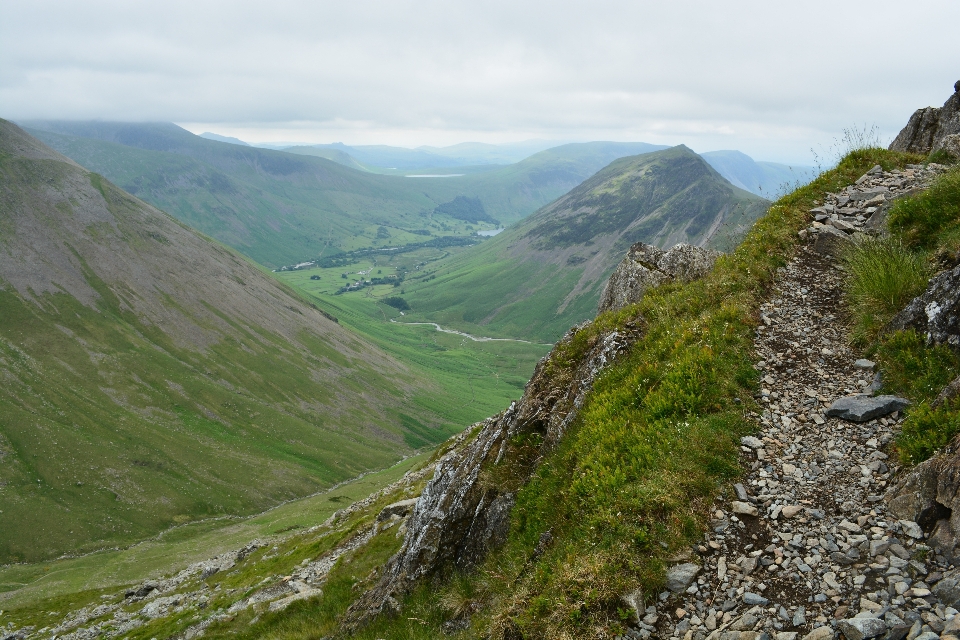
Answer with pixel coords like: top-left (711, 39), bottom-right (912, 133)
top-left (889, 264), bottom-right (960, 350)
top-left (597, 242), bottom-right (720, 313)
top-left (889, 81), bottom-right (960, 156)
top-left (887, 444), bottom-right (960, 562)
top-left (803, 163), bottom-right (944, 256)
top-left (346, 308), bottom-right (645, 627)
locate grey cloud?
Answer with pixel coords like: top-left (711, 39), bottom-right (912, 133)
top-left (1, 0), bottom-right (958, 162)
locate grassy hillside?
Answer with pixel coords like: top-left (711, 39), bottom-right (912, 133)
top-left (21, 122), bottom-right (666, 268)
top-left (0, 120), bottom-right (484, 564)
top-left (0, 146), bottom-right (928, 640)
top-left (399, 145), bottom-right (770, 342)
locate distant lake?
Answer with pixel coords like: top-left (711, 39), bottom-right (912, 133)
top-left (404, 174), bottom-right (465, 178)
top-left (477, 228), bottom-right (504, 237)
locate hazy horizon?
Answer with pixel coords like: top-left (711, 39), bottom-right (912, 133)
top-left (3, 0), bottom-right (958, 164)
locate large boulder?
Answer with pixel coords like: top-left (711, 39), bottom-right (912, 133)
top-left (889, 81), bottom-right (960, 156)
top-left (597, 242), bottom-right (720, 313)
top-left (889, 264), bottom-right (960, 350)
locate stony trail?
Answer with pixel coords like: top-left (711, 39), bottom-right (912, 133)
top-left (632, 164), bottom-right (960, 640)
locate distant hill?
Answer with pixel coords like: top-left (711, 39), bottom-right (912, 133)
top-left (285, 139), bottom-right (563, 170)
top-left (701, 150), bottom-right (816, 197)
top-left (401, 146), bottom-right (769, 342)
top-left (20, 122), bottom-right (669, 266)
top-left (199, 132), bottom-right (250, 146)
top-left (0, 120), bottom-right (456, 562)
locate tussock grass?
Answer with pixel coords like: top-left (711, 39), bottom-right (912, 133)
top-left (889, 166), bottom-right (960, 252)
top-left (843, 236), bottom-right (931, 345)
top-left (849, 165), bottom-right (960, 466)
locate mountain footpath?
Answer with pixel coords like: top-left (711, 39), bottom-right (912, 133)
top-left (635, 165), bottom-right (958, 640)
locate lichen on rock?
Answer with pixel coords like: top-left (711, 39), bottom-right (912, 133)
top-left (597, 242), bottom-right (720, 313)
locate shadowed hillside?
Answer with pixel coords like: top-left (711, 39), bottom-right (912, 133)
top-left (0, 120), bottom-right (459, 563)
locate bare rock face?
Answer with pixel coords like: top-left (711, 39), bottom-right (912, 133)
top-left (886, 448), bottom-right (960, 561)
top-left (344, 319), bottom-right (644, 626)
top-left (889, 264), bottom-right (960, 350)
top-left (597, 242), bottom-right (720, 313)
top-left (889, 80), bottom-right (960, 156)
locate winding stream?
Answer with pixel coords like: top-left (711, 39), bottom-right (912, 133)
top-left (389, 319), bottom-right (551, 345)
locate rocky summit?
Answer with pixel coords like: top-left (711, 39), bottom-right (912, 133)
top-left (889, 81), bottom-right (960, 158)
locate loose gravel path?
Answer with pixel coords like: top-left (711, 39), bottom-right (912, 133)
top-left (623, 165), bottom-right (960, 640)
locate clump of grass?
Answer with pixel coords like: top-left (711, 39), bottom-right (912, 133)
top-left (888, 166), bottom-right (960, 252)
top-left (842, 236), bottom-right (932, 345)
top-left (896, 402), bottom-right (960, 465)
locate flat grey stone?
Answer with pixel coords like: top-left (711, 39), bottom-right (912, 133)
top-left (837, 617), bottom-right (887, 640)
top-left (742, 592), bottom-right (768, 605)
top-left (665, 562), bottom-right (700, 593)
top-left (741, 436), bottom-right (764, 449)
top-left (854, 359), bottom-right (876, 369)
top-left (899, 520), bottom-right (923, 539)
top-left (825, 395), bottom-right (909, 422)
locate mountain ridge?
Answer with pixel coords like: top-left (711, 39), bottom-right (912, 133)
top-left (399, 145), bottom-right (769, 342)
top-left (0, 120), bottom-right (457, 563)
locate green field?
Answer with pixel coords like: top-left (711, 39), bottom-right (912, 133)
top-left (275, 253), bottom-right (554, 427)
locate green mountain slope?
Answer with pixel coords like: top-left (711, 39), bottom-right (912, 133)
top-left (21, 121), bottom-right (452, 268)
top-left (22, 122), bottom-right (667, 267)
top-left (0, 120), bottom-right (460, 563)
top-left (701, 150), bottom-right (816, 197)
top-left (401, 146), bottom-right (770, 342)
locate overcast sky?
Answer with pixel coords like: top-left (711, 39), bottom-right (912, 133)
top-left (2, 0), bottom-right (958, 164)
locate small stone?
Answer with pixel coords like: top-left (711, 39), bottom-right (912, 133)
top-left (794, 607), bottom-right (806, 626)
top-left (742, 436), bottom-right (764, 449)
top-left (781, 505), bottom-right (803, 519)
top-left (839, 520), bottom-right (862, 533)
top-left (706, 613), bottom-right (717, 631)
top-left (743, 592), bottom-right (769, 605)
top-left (666, 563), bottom-right (701, 593)
top-left (732, 501), bottom-right (760, 517)
top-left (825, 395), bottom-right (910, 423)
top-left (899, 521), bottom-right (923, 539)
top-left (802, 626), bottom-right (835, 640)
top-left (837, 617), bottom-right (887, 640)
top-left (854, 359), bottom-right (876, 370)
